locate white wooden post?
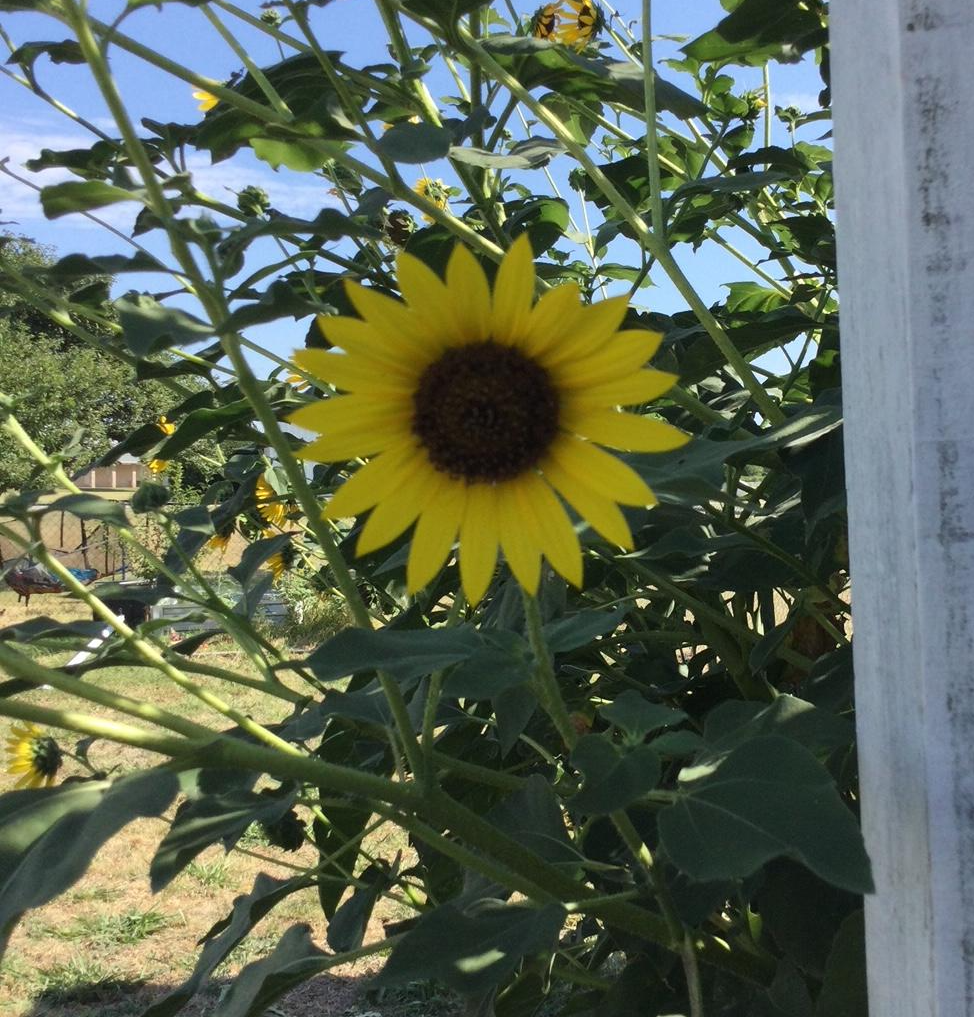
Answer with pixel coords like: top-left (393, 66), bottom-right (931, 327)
top-left (832, 2), bottom-right (974, 1012)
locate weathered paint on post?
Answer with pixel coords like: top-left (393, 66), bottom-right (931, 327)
top-left (832, 0), bottom-right (974, 1012)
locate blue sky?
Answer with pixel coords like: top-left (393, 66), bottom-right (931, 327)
top-left (0, 0), bottom-right (827, 372)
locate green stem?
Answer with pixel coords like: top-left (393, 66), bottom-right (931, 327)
top-left (521, 589), bottom-right (579, 750)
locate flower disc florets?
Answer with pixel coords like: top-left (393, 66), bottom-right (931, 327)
top-left (413, 342), bottom-right (559, 482)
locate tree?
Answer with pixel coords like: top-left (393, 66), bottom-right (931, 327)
top-left (0, 233), bottom-right (196, 492)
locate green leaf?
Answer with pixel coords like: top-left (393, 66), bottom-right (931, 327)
top-left (40, 181), bottom-right (141, 219)
top-left (375, 901), bottom-right (565, 994)
top-left (487, 775), bottom-right (578, 869)
top-left (449, 137), bottom-right (564, 169)
top-left (142, 872), bottom-right (313, 1017)
top-left (213, 924), bottom-right (330, 1017)
top-left (446, 631), bottom-right (532, 698)
top-left (115, 293), bottom-right (213, 357)
top-left (304, 625), bottom-right (482, 683)
top-left (0, 771), bottom-right (179, 957)
top-left (154, 401), bottom-right (255, 459)
top-left (250, 137), bottom-right (332, 172)
top-left (815, 911), bottom-right (867, 1017)
top-left (703, 695), bottom-right (854, 754)
top-left (327, 863), bottom-right (388, 952)
top-left (376, 121), bottom-right (453, 163)
top-left (150, 788), bottom-right (297, 892)
top-left (6, 39), bottom-right (84, 75)
top-left (600, 691), bottom-right (686, 742)
top-left (41, 251), bottom-right (168, 279)
top-left (671, 169), bottom-right (793, 198)
top-left (571, 736), bottom-right (661, 814)
top-left (543, 607), bottom-right (625, 652)
top-left (658, 736), bottom-right (872, 892)
top-left (47, 493), bottom-right (128, 526)
top-left (682, 0), bottom-right (826, 65)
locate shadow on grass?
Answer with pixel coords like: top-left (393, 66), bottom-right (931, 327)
top-left (18, 971), bottom-right (460, 1017)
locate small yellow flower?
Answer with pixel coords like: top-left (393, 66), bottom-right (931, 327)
top-left (286, 373), bottom-right (312, 392)
top-left (263, 530), bottom-right (296, 583)
top-left (555, 0), bottom-right (604, 48)
top-left (6, 723), bottom-right (62, 789)
top-left (413, 177), bottom-right (449, 224)
top-left (147, 415), bottom-right (175, 474)
top-left (256, 475), bottom-right (288, 528)
top-left (289, 235), bottom-right (687, 605)
top-left (531, 4), bottom-right (560, 39)
top-left (206, 527), bottom-right (233, 553)
top-left (193, 88), bottom-right (219, 113)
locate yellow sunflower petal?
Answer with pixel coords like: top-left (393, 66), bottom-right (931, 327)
top-left (407, 484), bottom-right (466, 592)
top-left (325, 444), bottom-right (420, 519)
top-left (549, 435), bottom-right (657, 506)
top-left (542, 458), bottom-right (634, 548)
top-left (356, 463), bottom-right (446, 556)
top-left (459, 485), bottom-right (500, 605)
top-left (395, 252), bottom-right (455, 343)
top-left (317, 315), bottom-right (426, 372)
top-left (14, 772), bottom-right (41, 789)
top-left (497, 477), bottom-right (542, 592)
top-left (343, 283), bottom-right (429, 355)
top-left (293, 349), bottom-right (412, 392)
top-left (521, 474), bottom-right (583, 587)
top-left (552, 329), bottom-right (664, 388)
top-left (491, 234), bottom-right (535, 342)
top-left (519, 282), bottom-right (585, 357)
top-left (565, 409), bottom-right (690, 452)
top-left (289, 394), bottom-right (412, 429)
top-left (564, 370), bottom-right (678, 410)
top-left (538, 295), bottom-right (630, 367)
top-left (446, 244), bottom-right (492, 342)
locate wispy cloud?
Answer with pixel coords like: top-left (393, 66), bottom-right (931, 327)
top-left (1, 119), bottom-right (341, 229)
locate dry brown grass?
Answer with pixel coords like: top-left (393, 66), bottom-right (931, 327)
top-left (0, 591), bottom-right (440, 1017)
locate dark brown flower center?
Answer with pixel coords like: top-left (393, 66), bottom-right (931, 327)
top-left (412, 341), bottom-right (560, 483)
top-left (30, 736), bottom-right (62, 780)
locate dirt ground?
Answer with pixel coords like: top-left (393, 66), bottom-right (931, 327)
top-left (0, 590), bottom-right (451, 1017)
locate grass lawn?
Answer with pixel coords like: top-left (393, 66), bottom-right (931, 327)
top-left (0, 590), bottom-right (451, 1017)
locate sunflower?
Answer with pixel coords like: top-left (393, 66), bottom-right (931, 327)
top-left (289, 235), bottom-right (687, 605)
top-left (413, 177), bottom-right (449, 224)
top-left (263, 532), bottom-right (297, 583)
top-left (531, 3), bottom-right (560, 39)
top-left (193, 88), bottom-right (219, 112)
top-left (148, 415), bottom-right (176, 474)
top-left (206, 524), bottom-right (234, 553)
top-left (256, 475), bottom-right (288, 528)
top-left (6, 723), bottom-right (63, 789)
top-left (555, 0), bottom-right (604, 47)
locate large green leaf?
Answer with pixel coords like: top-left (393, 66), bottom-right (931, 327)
top-left (115, 292), bottom-right (213, 357)
top-left (815, 911), bottom-right (867, 1017)
top-left (446, 631), bottom-right (532, 698)
top-left (374, 901), bottom-right (565, 994)
top-left (304, 625), bottom-right (482, 682)
top-left (150, 788), bottom-right (297, 891)
top-left (376, 121), bottom-right (453, 163)
top-left (486, 775), bottom-right (579, 869)
top-left (600, 691), bottom-right (687, 743)
top-left (571, 735), bottom-right (661, 814)
top-left (682, 0), bottom-right (826, 65)
top-left (0, 771), bottom-right (179, 957)
top-left (40, 180), bottom-right (142, 219)
top-left (658, 736), bottom-right (872, 892)
top-left (212, 924), bottom-right (330, 1017)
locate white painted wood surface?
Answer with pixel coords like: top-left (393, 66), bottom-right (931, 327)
top-left (832, 1), bottom-right (974, 1012)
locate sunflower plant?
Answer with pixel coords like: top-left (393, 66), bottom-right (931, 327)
top-left (0, 0), bottom-right (863, 1014)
